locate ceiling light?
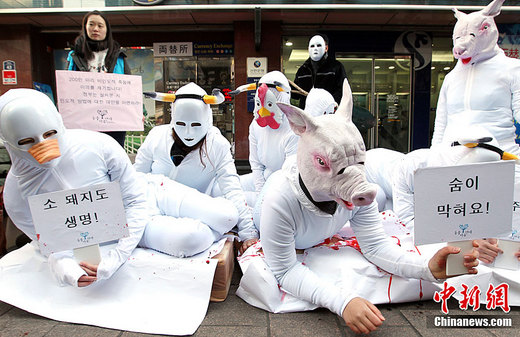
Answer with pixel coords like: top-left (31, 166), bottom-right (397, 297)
top-left (285, 41), bottom-right (293, 47)
top-left (443, 66), bottom-right (451, 70)
top-left (374, 66), bottom-right (380, 70)
top-left (388, 66), bottom-right (395, 70)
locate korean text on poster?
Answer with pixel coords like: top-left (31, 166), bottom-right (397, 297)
top-left (55, 70), bottom-right (143, 132)
top-left (28, 182), bottom-right (129, 256)
top-left (414, 161), bottom-right (514, 245)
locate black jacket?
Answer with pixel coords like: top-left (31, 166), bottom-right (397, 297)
top-left (293, 56), bottom-right (347, 109)
top-left (68, 45), bottom-right (131, 75)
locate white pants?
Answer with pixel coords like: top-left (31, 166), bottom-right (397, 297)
top-left (239, 173), bottom-right (258, 207)
top-left (139, 174), bottom-right (239, 257)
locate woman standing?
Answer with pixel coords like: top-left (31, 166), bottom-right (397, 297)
top-left (67, 10), bottom-right (130, 147)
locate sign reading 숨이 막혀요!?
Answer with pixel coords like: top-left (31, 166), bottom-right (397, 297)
top-left (55, 70), bottom-right (143, 132)
top-left (414, 160), bottom-right (515, 246)
top-left (28, 182), bottom-right (129, 256)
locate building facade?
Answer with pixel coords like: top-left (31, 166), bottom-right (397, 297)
top-left (1, 1), bottom-right (519, 161)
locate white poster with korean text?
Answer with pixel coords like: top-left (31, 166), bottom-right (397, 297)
top-left (55, 70), bottom-right (143, 132)
top-left (414, 161), bottom-right (514, 245)
top-left (28, 182), bottom-right (129, 256)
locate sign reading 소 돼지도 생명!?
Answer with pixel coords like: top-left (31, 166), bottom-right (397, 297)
top-left (28, 182), bottom-right (129, 256)
top-left (414, 161), bottom-right (514, 246)
top-left (55, 70), bottom-right (143, 132)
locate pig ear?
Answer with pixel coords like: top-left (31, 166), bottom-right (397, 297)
top-left (452, 8), bottom-right (466, 20)
top-left (481, 0), bottom-right (504, 17)
top-left (335, 79), bottom-right (354, 123)
top-left (277, 102), bottom-right (317, 136)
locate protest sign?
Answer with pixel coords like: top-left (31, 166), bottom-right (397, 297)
top-left (414, 161), bottom-right (514, 246)
top-left (55, 70), bottom-right (143, 132)
top-left (28, 182), bottom-right (129, 256)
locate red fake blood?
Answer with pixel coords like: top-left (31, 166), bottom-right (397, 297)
top-left (36, 234), bottom-right (40, 240)
top-left (388, 275), bottom-right (393, 303)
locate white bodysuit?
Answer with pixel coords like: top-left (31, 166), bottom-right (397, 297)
top-left (259, 156), bottom-right (436, 316)
top-left (134, 124), bottom-right (258, 241)
top-left (4, 130), bottom-right (148, 287)
top-left (241, 118), bottom-right (299, 198)
top-left (432, 50), bottom-right (520, 156)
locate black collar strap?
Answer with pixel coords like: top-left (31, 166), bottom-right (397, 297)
top-left (298, 174), bottom-right (337, 215)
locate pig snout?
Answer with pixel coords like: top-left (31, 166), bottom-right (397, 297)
top-left (351, 185), bottom-right (377, 207)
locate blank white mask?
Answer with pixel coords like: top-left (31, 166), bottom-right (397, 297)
top-left (308, 35), bottom-right (327, 62)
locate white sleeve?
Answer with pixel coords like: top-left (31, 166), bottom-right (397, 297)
top-left (260, 185), bottom-right (347, 317)
top-left (213, 137), bottom-right (259, 241)
top-left (96, 139), bottom-right (148, 280)
top-left (48, 250), bottom-right (87, 287)
top-left (283, 132), bottom-right (299, 160)
top-left (350, 202), bottom-right (436, 283)
top-left (431, 76), bottom-right (449, 146)
top-left (510, 60), bottom-right (520, 122)
top-left (248, 124), bottom-right (266, 193)
top-left (3, 173), bottom-right (37, 241)
top-left (133, 126), bottom-right (157, 173)
top-left (391, 157), bottom-right (417, 230)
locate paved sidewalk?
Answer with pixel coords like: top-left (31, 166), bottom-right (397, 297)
top-left (0, 261), bottom-right (519, 337)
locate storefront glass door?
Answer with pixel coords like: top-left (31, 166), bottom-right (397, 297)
top-left (337, 55), bottom-right (413, 152)
top-left (160, 57), bottom-right (235, 144)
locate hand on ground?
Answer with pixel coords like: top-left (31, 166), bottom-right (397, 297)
top-left (342, 297), bottom-right (385, 334)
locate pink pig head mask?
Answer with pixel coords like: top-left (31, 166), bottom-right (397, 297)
top-left (277, 79), bottom-right (377, 210)
top-left (452, 0), bottom-right (504, 65)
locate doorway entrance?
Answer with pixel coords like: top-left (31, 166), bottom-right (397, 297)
top-left (337, 54), bottom-right (413, 152)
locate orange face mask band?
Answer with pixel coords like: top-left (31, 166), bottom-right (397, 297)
top-left (28, 139), bottom-right (61, 164)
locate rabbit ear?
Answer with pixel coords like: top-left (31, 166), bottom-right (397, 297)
top-left (481, 0), bottom-right (505, 17)
top-left (277, 102), bottom-right (317, 136)
top-left (452, 8), bottom-right (466, 20)
top-left (334, 79), bottom-right (354, 123)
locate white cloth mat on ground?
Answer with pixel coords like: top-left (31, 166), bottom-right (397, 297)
top-left (236, 211), bottom-right (440, 313)
top-left (0, 239), bottom-right (226, 335)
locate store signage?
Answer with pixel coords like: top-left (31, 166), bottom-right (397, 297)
top-left (194, 42), bottom-right (233, 56)
top-left (132, 0), bottom-right (164, 5)
top-left (2, 60), bottom-right (17, 85)
top-left (246, 57), bottom-right (267, 78)
top-left (153, 42), bottom-right (193, 57)
top-left (394, 31), bottom-right (432, 71)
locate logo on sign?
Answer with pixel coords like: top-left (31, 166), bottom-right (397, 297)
top-left (254, 60), bottom-right (262, 68)
top-left (455, 223), bottom-right (473, 238)
top-left (77, 231), bottom-right (94, 244)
